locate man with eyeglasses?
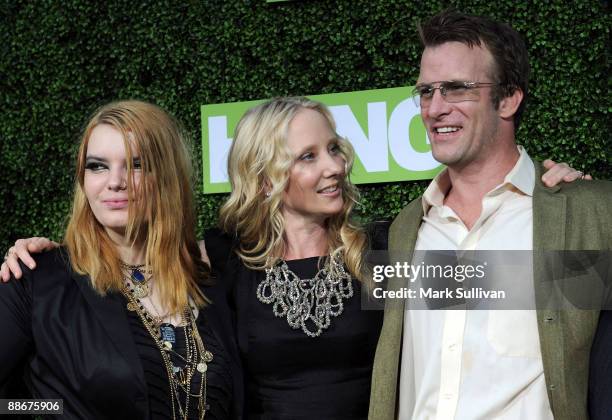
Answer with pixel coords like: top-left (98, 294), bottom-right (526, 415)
top-left (369, 9), bottom-right (611, 420)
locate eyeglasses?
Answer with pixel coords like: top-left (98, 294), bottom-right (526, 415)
top-left (411, 81), bottom-right (500, 108)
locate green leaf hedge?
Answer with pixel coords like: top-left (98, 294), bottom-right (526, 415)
top-left (1, 0), bottom-right (610, 252)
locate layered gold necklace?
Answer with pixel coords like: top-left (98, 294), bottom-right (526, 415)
top-left (121, 265), bottom-right (213, 420)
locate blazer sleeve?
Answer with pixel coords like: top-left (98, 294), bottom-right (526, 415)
top-left (0, 263), bottom-right (34, 390)
top-left (367, 220), bottom-right (391, 251)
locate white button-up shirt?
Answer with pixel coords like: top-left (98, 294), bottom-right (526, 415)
top-left (398, 147), bottom-right (553, 420)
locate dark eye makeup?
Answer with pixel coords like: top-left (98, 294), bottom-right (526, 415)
top-left (84, 157), bottom-right (142, 171)
top-left (84, 159), bottom-right (107, 171)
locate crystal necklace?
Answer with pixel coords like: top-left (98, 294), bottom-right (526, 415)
top-left (256, 255), bottom-right (353, 338)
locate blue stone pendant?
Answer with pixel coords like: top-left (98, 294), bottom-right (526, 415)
top-left (129, 268), bottom-right (150, 298)
top-left (131, 268), bottom-right (145, 283)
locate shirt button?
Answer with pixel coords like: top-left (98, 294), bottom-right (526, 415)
top-left (449, 344), bottom-right (457, 351)
top-left (443, 393), bottom-right (453, 400)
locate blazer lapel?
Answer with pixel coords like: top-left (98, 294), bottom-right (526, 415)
top-left (532, 163), bottom-right (567, 408)
top-left (533, 190), bottom-right (566, 251)
top-left (390, 200), bottom-right (425, 253)
top-left (532, 165), bottom-right (567, 304)
top-left (370, 198), bottom-right (424, 420)
top-left (388, 198), bottom-right (425, 301)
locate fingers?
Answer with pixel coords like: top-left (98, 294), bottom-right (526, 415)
top-left (542, 159), bottom-right (556, 169)
top-left (561, 170), bottom-right (592, 182)
top-left (0, 237), bottom-right (58, 282)
top-left (562, 171), bottom-right (582, 182)
top-left (27, 237), bottom-right (59, 253)
top-left (1, 259), bottom-right (15, 282)
top-left (541, 161), bottom-right (570, 187)
top-left (1, 247), bottom-right (22, 281)
top-left (13, 238), bottom-right (38, 270)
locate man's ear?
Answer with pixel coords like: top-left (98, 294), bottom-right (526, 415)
top-left (498, 88), bottom-right (524, 120)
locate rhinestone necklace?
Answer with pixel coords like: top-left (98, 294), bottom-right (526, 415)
top-left (256, 255), bottom-right (353, 337)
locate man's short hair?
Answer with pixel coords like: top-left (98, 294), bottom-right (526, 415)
top-left (418, 10), bottom-right (530, 129)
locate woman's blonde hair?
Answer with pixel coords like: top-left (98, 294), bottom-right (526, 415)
top-left (218, 97), bottom-right (367, 279)
top-left (64, 100), bottom-right (208, 313)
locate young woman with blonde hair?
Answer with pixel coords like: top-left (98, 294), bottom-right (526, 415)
top-left (0, 100), bottom-right (239, 419)
top-left (204, 97), bottom-right (390, 418)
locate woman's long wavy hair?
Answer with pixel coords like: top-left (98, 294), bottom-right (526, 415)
top-left (218, 97), bottom-right (367, 280)
top-left (64, 100), bottom-right (209, 313)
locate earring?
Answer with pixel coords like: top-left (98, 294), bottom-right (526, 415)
top-left (265, 191), bottom-right (271, 197)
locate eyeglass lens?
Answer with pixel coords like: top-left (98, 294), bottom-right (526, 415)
top-left (411, 82), bottom-right (486, 107)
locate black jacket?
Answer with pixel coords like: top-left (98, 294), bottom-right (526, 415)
top-left (0, 248), bottom-right (243, 419)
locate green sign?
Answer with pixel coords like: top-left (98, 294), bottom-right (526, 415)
top-left (201, 86), bottom-right (443, 194)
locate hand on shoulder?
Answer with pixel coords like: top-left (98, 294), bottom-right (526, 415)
top-left (1, 237), bottom-right (59, 282)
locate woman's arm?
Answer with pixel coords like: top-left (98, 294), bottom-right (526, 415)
top-left (0, 265), bottom-right (33, 390)
top-left (1, 238), bottom-right (59, 280)
top-left (541, 159), bottom-right (591, 187)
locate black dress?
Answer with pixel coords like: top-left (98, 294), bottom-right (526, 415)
top-left (205, 224), bottom-right (388, 420)
top-left (0, 247), bottom-right (241, 419)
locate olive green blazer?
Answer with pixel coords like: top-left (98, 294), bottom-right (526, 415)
top-left (369, 163), bottom-right (612, 420)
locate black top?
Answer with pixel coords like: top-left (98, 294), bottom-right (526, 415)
top-left (245, 258), bottom-right (382, 419)
top-left (0, 247), bottom-right (242, 419)
top-left (124, 297), bottom-right (233, 419)
top-left (205, 223), bottom-right (389, 420)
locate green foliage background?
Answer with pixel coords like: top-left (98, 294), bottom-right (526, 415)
top-left (1, 0), bottom-right (610, 252)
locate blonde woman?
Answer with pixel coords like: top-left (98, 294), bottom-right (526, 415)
top-left (197, 97), bottom-right (383, 419)
top-left (2, 97), bottom-right (584, 419)
top-left (0, 101), bottom-right (239, 419)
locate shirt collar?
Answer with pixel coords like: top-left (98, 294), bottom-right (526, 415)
top-left (421, 146), bottom-right (535, 214)
top-left (501, 146), bottom-right (535, 196)
top-left (421, 168), bottom-right (451, 214)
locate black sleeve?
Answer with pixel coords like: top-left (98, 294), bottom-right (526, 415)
top-left (203, 228), bottom-right (235, 274)
top-left (202, 228), bottom-right (240, 314)
top-left (0, 263), bottom-right (34, 393)
top-left (366, 220), bottom-right (391, 251)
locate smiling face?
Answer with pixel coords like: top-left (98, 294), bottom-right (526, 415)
top-left (418, 41), bottom-right (502, 169)
top-left (83, 124), bottom-right (141, 239)
top-left (281, 108), bottom-right (346, 226)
